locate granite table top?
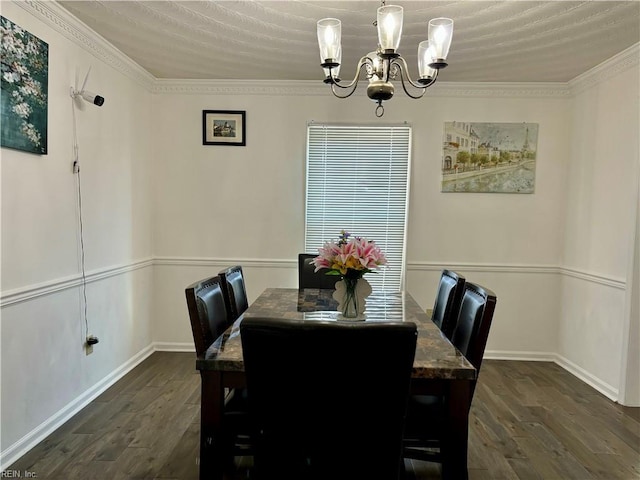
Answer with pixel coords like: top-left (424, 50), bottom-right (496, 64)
top-left (198, 288), bottom-right (476, 380)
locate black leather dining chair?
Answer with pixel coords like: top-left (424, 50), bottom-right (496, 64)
top-left (219, 265), bottom-right (249, 322)
top-left (185, 275), bottom-right (234, 355)
top-left (241, 317), bottom-right (418, 480)
top-left (403, 281), bottom-right (497, 464)
top-left (298, 253), bottom-right (338, 290)
top-left (184, 275), bottom-right (252, 459)
top-left (431, 269), bottom-right (466, 339)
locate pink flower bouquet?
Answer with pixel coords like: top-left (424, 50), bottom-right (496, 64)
top-left (312, 230), bottom-right (387, 280)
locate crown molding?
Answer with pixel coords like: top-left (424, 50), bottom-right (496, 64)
top-left (16, 1), bottom-right (635, 99)
top-left (425, 82), bottom-right (571, 98)
top-left (151, 79), bottom-right (327, 96)
top-left (569, 43), bottom-right (640, 96)
top-left (14, 0), bottom-right (155, 90)
top-left (151, 78), bottom-right (572, 98)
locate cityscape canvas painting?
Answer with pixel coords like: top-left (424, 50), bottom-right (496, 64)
top-left (1, 16), bottom-right (49, 154)
top-left (441, 122), bottom-right (538, 193)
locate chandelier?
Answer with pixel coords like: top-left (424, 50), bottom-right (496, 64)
top-left (317, 2), bottom-right (453, 117)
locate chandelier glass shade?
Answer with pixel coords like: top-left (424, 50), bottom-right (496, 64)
top-left (317, 5), bottom-right (453, 117)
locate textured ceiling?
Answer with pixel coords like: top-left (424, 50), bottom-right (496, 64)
top-left (58, 1), bottom-right (640, 83)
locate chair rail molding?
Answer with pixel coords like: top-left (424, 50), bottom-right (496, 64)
top-left (4, 257), bottom-right (624, 308)
top-left (409, 261), bottom-right (625, 290)
top-left (153, 256), bottom-right (296, 269)
top-left (0, 258), bottom-right (154, 307)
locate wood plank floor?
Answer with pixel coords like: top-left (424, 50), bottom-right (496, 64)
top-left (7, 352), bottom-right (639, 479)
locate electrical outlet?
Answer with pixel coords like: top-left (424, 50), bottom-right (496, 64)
top-left (85, 335), bottom-right (99, 355)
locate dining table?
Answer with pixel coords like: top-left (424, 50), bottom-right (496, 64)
top-left (195, 287), bottom-right (477, 480)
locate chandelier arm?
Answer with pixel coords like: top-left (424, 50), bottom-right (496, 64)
top-left (327, 56), bottom-right (373, 92)
top-left (392, 57), bottom-right (439, 98)
top-left (330, 81), bottom-right (359, 99)
top-left (400, 68), bottom-right (440, 99)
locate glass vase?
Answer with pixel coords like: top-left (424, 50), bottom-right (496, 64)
top-left (342, 277), bottom-right (360, 318)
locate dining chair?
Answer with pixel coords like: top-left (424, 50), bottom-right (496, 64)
top-left (218, 265), bottom-right (249, 322)
top-left (185, 275), bottom-right (234, 355)
top-left (298, 253), bottom-right (338, 290)
top-left (184, 275), bottom-right (252, 459)
top-left (431, 269), bottom-right (466, 339)
top-left (403, 281), bottom-right (497, 464)
top-left (240, 317), bottom-right (418, 480)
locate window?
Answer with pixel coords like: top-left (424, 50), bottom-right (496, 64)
top-left (305, 124), bottom-right (411, 292)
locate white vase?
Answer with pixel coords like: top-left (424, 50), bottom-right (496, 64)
top-left (333, 277), bottom-right (372, 320)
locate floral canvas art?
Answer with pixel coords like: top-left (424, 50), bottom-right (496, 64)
top-left (1, 16), bottom-right (48, 154)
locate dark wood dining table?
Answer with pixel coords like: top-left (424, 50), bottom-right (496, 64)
top-left (195, 287), bottom-right (477, 480)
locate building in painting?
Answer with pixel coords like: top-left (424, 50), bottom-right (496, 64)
top-left (442, 122), bottom-right (480, 170)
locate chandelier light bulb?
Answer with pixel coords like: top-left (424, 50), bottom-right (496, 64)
top-left (428, 17), bottom-right (453, 61)
top-left (324, 25), bottom-right (335, 46)
top-left (384, 13), bottom-right (395, 36)
top-left (317, 18), bottom-right (341, 63)
top-left (418, 41), bottom-right (437, 80)
top-left (377, 5), bottom-right (403, 52)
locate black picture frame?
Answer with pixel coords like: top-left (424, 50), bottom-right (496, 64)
top-left (202, 110), bottom-right (246, 146)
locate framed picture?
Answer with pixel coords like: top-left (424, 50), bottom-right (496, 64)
top-left (441, 122), bottom-right (538, 193)
top-left (1, 16), bottom-right (49, 155)
top-left (202, 110), bottom-right (246, 146)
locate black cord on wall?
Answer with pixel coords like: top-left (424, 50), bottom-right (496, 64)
top-left (71, 98), bottom-right (90, 342)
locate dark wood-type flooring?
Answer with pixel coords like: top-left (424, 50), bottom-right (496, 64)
top-left (8, 352), bottom-right (640, 479)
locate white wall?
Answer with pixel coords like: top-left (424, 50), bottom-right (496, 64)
top-left (559, 56), bottom-right (639, 399)
top-left (0, 1), bottom-right (154, 465)
top-left (1, 0), bottom-right (638, 468)
top-left (621, 185), bottom-right (639, 404)
top-left (150, 85), bottom-right (572, 355)
top-left (150, 55), bottom-right (638, 403)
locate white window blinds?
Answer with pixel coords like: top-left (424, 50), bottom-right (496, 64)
top-left (305, 124), bottom-right (411, 292)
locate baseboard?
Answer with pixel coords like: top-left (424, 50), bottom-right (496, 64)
top-left (553, 354), bottom-right (619, 402)
top-left (153, 342), bottom-right (195, 352)
top-left (484, 350), bottom-right (556, 362)
top-left (153, 346), bottom-right (619, 402)
top-left (485, 350), bottom-right (619, 402)
top-left (0, 344), bottom-right (155, 471)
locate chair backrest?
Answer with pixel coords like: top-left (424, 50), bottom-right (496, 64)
top-left (184, 275), bottom-right (231, 357)
top-left (241, 317), bottom-right (418, 480)
top-left (431, 269), bottom-right (466, 339)
top-left (450, 281), bottom-right (497, 378)
top-left (298, 253), bottom-right (338, 290)
top-left (219, 265), bottom-right (249, 322)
